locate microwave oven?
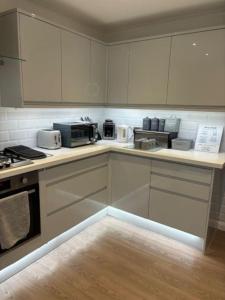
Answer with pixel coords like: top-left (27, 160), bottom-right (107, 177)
top-left (53, 122), bottom-right (98, 148)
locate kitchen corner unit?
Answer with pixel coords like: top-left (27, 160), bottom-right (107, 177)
top-left (0, 144), bottom-right (224, 272)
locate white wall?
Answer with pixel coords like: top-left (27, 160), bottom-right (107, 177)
top-left (0, 0), bottom-right (104, 40)
top-left (0, 0), bottom-right (224, 43)
top-left (104, 9), bottom-right (225, 42)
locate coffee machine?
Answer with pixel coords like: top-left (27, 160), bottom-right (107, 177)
top-left (103, 119), bottom-right (116, 140)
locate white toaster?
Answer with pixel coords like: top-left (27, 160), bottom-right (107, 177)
top-left (37, 129), bottom-right (61, 150)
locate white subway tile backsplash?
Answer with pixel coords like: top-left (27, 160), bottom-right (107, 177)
top-left (0, 120), bottom-right (18, 131)
top-left (0, 111), bottom-right (7, 121)
top-left (0, 107), bottom-right (104, 150)
top-left (103, 108), bottom-right (225, 152)
top-left (18, 119), bottom-right (52, 129)
top-left (9, 130), bottom-right (28, 140)
top-left (0, 131), bottom-right (9, 142)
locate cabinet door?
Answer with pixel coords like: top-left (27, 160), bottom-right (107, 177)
top-left (62, 30), bottom-right (90, 103)
top-left (0, 13), bottom-right (20, 59)
top-left (40, 155), bottom-right (109, 240)
top-left (149, 189), bottom-right (208, 237)
top-left (111, 153), bottom-right (150, 218)
top-left (19, 14), bottom-right (61, 102)
top-left (107, 44), bottom-right (129, 104)
top-left (90, 41), bottom-right (107, 103)
top-left (167, 29), bottom-right (225, 106)
top-left (128, 37), bottom-right (171, 105)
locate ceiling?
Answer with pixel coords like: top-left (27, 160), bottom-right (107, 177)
top-left (36, 0), bottom-right (225, 28)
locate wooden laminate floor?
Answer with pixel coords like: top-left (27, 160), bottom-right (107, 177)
top-left (0, 216), bottom-right (225, 300)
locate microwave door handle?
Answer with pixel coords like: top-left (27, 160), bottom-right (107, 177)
top-left (90, 124), bottom-right (97, 143)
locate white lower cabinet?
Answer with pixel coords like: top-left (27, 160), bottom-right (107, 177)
top-left (149, 160), bottom-right (213, 237)
top-left (39, 153), bottom-right (215, 246)
top-left (39, 155), bottom-right (109, 240)
top-left (149, 189), bottom-right (208, 237)
top-left (110, 153), bottom-right (150, 218)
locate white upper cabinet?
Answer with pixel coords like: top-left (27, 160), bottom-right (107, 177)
top-left (128, 37), bottom-right (171, 105)
top-left (19, 14), bottom-right (61, 102)
top-left (90, 41), bottom-right (107, 103)
top-left (1, 10), bottom-right (225, 108)
top-left (107, 44), bottom-right (129, 104)
top-left (167, 29), bottom-right (225, 106)
top-left (0, 13), bottom-right (22, 107)
top-left (0, 13), bottom-right (20, 59)
top-left (61, 30), bottom-right (91, 103)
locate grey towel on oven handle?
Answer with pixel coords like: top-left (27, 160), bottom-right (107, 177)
top-left (0, 191), bottom-right (30, 250)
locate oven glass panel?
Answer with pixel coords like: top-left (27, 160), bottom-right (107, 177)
top-left (0, 180), bottom-right (10, 192)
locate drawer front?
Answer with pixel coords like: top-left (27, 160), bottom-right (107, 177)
top-left (43, 154), bottom-right (108, 182)
top-left (151, 174), bottom-right (210, 201)
top-left (46, 188), bottom-right (108, 240)
top-left (149, 189), bottom-right (208, 237)
top-left (46, 165), bottom-right (108, 215)
top-left (152, 160), bottom-right (212, 184)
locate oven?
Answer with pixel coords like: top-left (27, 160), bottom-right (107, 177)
top-left (0, 172), bottom-right (41, 255)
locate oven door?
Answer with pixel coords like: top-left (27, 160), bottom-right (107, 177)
top-left (0, 184), bottom-right (41, 255)
top-left (70, 124), bottom-right (95, 147)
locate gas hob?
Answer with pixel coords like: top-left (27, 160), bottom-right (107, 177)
top-left (0, 152), bottom-right (33, 170)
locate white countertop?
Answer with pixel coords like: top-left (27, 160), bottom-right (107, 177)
top-left (0, 141), bottom-right (225, 180)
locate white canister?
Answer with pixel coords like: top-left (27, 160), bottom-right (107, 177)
top-left (117, 125), bottom-right (133, 143)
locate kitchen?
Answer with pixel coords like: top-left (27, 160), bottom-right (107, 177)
top-left (0, 0), bottom-right (225, 299)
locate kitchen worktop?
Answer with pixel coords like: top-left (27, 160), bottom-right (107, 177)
top-left (0, 141), bottom-right (225, 180)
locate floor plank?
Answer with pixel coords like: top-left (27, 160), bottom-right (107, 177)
top-left (0, 217), bottom-right (225, 300)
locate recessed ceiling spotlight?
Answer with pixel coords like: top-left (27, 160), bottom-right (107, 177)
top-left (205, 53), bottom-right (209, 56)
top-left (31, 13), bottom-right (36, 17)
top-left (192, 42), bottom-right (197, 46)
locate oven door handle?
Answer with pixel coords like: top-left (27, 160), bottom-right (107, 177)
top-left (28, 189), bottom-right (36, 195)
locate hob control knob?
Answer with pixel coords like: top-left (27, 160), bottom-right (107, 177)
top-left (21, 177), bottom-right (28, 184)
top-left (5, 161), bottom-right (11, 168)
